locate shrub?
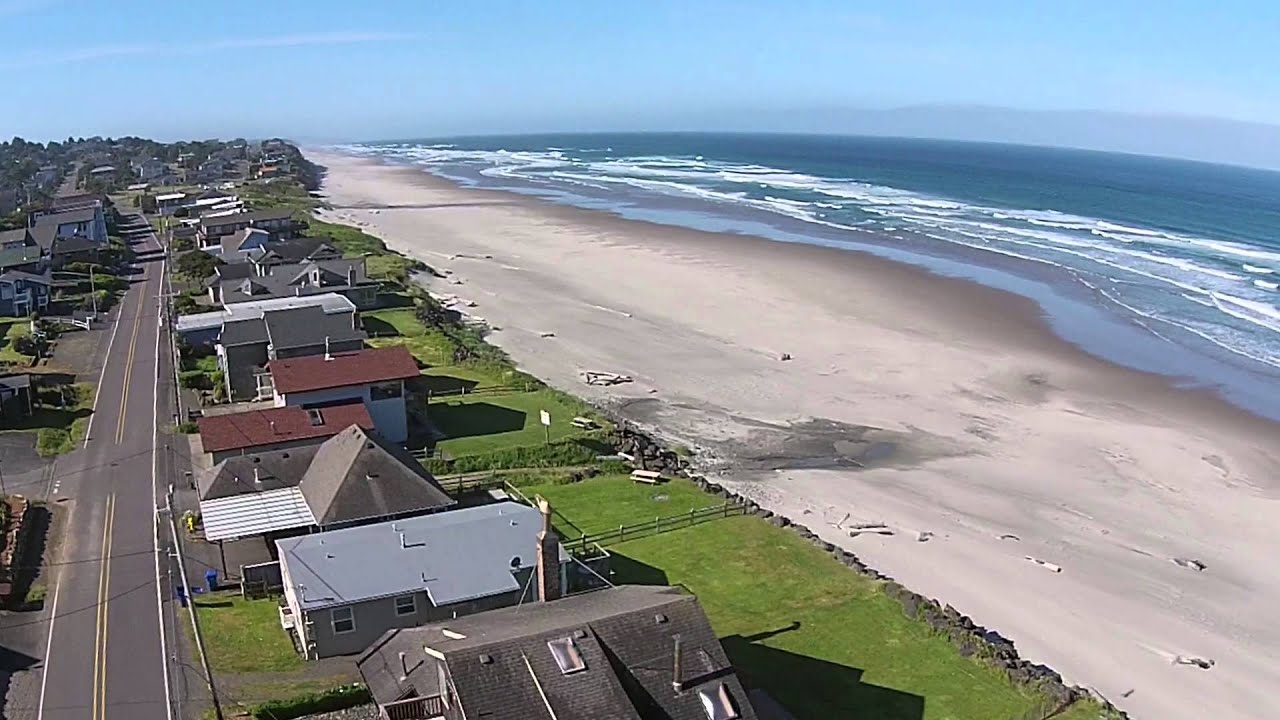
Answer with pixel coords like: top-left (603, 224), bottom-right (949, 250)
top-left (446, 436), bottom-right (610, 474)
top-left (250, 684), bottom-right (370, 720)
top-left (176, 421), bottom-right (199, 434)
top-left (173, 294), bottom-right (199, 315)
top-left (178, 370), bottom-right (211, 390)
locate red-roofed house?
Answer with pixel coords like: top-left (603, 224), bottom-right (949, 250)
top-left (267, 345), bottom-right (420, 443)
top-left (197, 401), bottom-right (374, 463)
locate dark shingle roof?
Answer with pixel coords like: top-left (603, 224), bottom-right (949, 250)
top-left (217, 317), bottom-right (269, 346)
top-left (359, 586), bottom-right (759, 720)
top-left (0, 245), bottom-right (42, 270)
top-left (196, 401), bottom-right (373, 454)
top-left (216, 257), bottom-right (370, 305)
top-left (0, 270), bottom-right (51, 286)
top-left (253, 237), bottom-right (343, 263)
top-left (0, 228), bottom-right (32, 246)
top-left (199, 446), bottom-right (318, 500)
top-left (212, 263), bottom-right (255, 282)
top-left (299, 425), bottom-right (455, 525)
top-left (36, 207), bottom-right (97, 226)
top-left (28, 225), bottom-right (57, 251)
top-left (262, 305), bottom-right (364, 350)
top-left (51, 235), bottom-right (99, 256)
top-left (269, 345), bottom-right (419, 394)
top-left (200, 208), bottom-right (294, 231)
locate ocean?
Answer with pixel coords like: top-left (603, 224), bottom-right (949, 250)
top-left (342, 133), bottom-right (1280, 419)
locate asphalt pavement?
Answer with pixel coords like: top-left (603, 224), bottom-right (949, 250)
top-left (36, 214), bottom-right (179, 720)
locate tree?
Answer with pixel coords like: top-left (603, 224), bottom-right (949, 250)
top-left (175, 251), bottom-right (222, 280)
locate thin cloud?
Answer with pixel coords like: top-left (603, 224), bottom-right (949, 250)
top-left (0, 31), bottom-right (412, 69)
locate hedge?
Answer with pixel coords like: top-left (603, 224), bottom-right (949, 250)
top-left (250, 684), bottom-right (370, 720)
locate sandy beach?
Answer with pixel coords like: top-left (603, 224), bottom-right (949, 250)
top-left (308, 149), bottom-right (1280, 719)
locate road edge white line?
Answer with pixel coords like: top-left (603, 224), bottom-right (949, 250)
top-left (152, 253), bottom-right (175, 720)
top-left (35, 579), bottom-right (61, 720)
top-left (82, 279), bottom-right (127, 448)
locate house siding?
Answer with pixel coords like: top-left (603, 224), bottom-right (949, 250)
top-left (277, 383), bottom-right (407, 443)
top-left (301, 582), bottom-right (530, 659)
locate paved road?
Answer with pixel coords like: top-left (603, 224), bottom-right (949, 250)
top-left (37, 214), bottom-right (177, 720)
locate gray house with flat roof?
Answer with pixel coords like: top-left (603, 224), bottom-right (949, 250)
top-left (215, 303), bottom-right (365, 401)
top-left (277, 501), bottom-right (569, 659)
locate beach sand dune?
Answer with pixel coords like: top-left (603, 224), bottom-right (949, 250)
top-left (310, 150), bottom-right (1280, 720)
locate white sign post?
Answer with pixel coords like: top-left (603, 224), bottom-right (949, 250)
top-left (539, 410), bottom-right (551, 444)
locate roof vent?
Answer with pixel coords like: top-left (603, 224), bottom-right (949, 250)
top-left (479, 654), bottom-right (493, 665)
top-left (307, 408), bottom-right (324, 426)
top-left (573, 629), bottom-right (587, 640)
top-left (655, 613), bottom-right (668, 624)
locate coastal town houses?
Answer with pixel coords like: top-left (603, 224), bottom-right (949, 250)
top-left (196, 401), bottom-right (374, 463)
top-left (215, 302), bottom-right (367, 402)
top-left (266, 345), bottom-right (420, 443)
top-left (198, 208), bottom-right (297, 246)
top-left (0, 271), bottom-right (51, 317)
top-left (357, 585), bottom-right (760, 720)
top-left (173, 291), bottom-right (359, 346)
top-left (196, 424), bottom-right (455, 546)
top-left (208, 255), bottom-right (378, 309)
top-left (278, 500), bottom-right (569, 659)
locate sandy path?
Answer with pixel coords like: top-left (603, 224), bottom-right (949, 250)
top-left (309, 150), bottom-right (1280, 719)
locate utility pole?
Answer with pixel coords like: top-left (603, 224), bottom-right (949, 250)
top-left (165, 480), bottom-right (224, 720)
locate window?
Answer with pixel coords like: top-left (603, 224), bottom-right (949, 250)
top-left (331, 606), bottom-right (355, 634)
top-left (698, 684), bottom-right (740, 720)
top-left (395, 594), bottom-right (416, 616)
top-left (547, 637), bottom-right (586, 675)
top-left (370, 381), bottom-right (402, 401)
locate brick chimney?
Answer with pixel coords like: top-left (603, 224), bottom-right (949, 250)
top-left (535, 497), bottom-right (561, 602)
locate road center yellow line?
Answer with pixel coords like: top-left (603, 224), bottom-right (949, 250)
top-left (116, 295), bottom-right (145, 444)
top-left (92, 494), bottom-right (116, 720)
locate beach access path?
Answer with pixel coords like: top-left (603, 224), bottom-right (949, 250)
top-left (308, 149), bottom-right (1280, 720)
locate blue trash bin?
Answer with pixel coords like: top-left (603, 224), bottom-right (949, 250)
top-left (205, 569), bottom-right (218, 592)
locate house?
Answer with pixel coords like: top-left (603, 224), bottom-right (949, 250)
top-left (206, 227), bottom-right (271, 266)
top-left (156, 192), bottom-right (187, 216)
top-left (0, 229), bottom-right (36, 251)
top-left (173, 292), bottom-right (358, 345)
top-left (0, 374), bottom-right (33, 418)
top-left (211, 257), bottom-right (378, 309)
top-left (88, 165), bottom-right (115, 178)
top-left (126, 183), bottom-right (151, 192)
top-left (133, 158), bottom-right (167, 181)
top-left (277, 500), bottom-right (568, 659)
top-left (217, 303), bottom-right (367, 402)
top-left (198, 424), bottom-right (455, 544)
top-left (196, 400), bottom-right (374, 462)
top-left (246, 237), bottom-right (344, 270)
top-left (358, 585), bottom-right (761, 720)
top-left (198, 208), bottom-right (296, 246)
top-left (267, 345), bottom-right (418, 442)
top-left (49, 192), bottom-right (107, 212)
top-left (30, 205), bottom-right (108, 252)
top-left (49, 235), bottom-right (103, 269)
top-left (0, 271), bottom-right (52, 317)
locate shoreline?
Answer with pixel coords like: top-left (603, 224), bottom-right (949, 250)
top-left (309, 148), bottom-right (1280, 720)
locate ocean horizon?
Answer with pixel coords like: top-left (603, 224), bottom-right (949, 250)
top-left (339, 132), bottom-right (1280, 420)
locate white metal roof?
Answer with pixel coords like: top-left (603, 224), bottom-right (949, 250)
top-left (201, 487), bottom-right (316, 542)
top-left (156, 192), bottom-right (186, 201)
top-left (175, 292), bottom-right (357, 334)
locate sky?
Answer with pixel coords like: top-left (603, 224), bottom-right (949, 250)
top-left (3, 0), bottom-right (1280, 147)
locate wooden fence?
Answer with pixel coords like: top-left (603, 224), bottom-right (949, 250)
top-left (563, 501), bottom-right (747, 553)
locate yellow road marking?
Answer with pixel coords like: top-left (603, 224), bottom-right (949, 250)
top-left (92, 494), bottom-right (116, 720)
top-left (115, 295), bottom-right (145, 444)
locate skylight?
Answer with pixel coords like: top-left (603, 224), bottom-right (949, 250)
top-left (547, 637), bottom-right (586, 675)
top-left (307, 408), bottom-right (324, 426)
top-left (698, 684), bottom-right (740, 720)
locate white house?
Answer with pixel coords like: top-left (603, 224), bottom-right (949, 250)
top-left (266, 345), bottom-right (420, 443)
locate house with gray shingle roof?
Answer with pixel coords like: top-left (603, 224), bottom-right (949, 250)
top-left (214, 303), bottom-right (366, 401)
top-left (358, 585), bottom-right (760, 720)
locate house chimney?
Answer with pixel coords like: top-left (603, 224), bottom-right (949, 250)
top-left (347, 265), bottom-right (357, 287)
top-left (672, 635), bottom-right (684, 692)
top-left (324, 336), bottom-right (331, 360)
top-left (399, 651), bottom-right (409, 680)
top-left (535, 498), bottom-right (561, 603)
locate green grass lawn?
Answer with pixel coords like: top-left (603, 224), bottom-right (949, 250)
top-left (0, 382), bottom-right (95, 457)
top-left (192, 592), bottom-right (304, 674)
top-left (533, 476), bottom-right (1109, 720)
top-left (0, 320), bottom-right (33, 365)
top-left (524, 475), bottom-right (722, 538)
top-left (429, 388), bottom-right (588, 457)
top-left (363, 307), bottom-right (455, 366)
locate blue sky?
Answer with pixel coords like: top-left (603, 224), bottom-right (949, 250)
top-left (3, 0), bottom-right (1279, 142)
